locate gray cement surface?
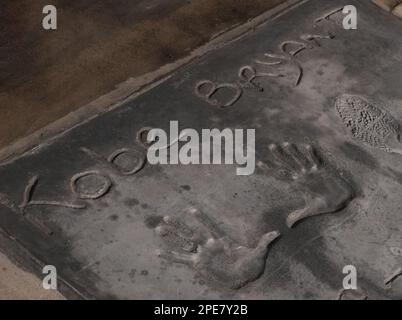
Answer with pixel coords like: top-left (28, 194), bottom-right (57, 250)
top-left (1, 0), bottom-right (402, 299)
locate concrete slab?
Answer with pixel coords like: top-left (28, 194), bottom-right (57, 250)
top-left (1, 0), bottom-right (402, 299)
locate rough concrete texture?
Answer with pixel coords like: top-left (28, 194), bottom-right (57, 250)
top-left (0, 0), bottom-right (286, 152)
top-left (1, 0), bottom-right (402, 299)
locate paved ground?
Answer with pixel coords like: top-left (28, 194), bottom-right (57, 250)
top-left (0, 0), bottom-right (290, 299)
top-left (0, 0), bottom-right (286, 154)
top-left (0, 252), bottom-right (63, 299)
top-left (1, 0), bottom-right (402, 299)
top-left (0, 0), bottom-right (292, 299)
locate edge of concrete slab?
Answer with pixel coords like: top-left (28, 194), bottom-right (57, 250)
top-left (0, 230), bottom-right (80, 299)
top-left (0, 251), bottom-right (65, 300)
top-left (0, 0), bottom-right (307, 167)
top-left (371, 0), bottom-right (402, 18)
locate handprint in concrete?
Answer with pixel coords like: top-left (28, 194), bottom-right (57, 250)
top-left (155, 207), bottom-right (280, 289)
top-left (266, 143), bottom-right (355, 228)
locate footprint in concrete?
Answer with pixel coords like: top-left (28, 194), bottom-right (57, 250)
top-left (154, 207), bottom-right (280, 290)
top-left (335, 94), bottom-right (402, 154)
top-left (265, 143), bottom-right (355, 228)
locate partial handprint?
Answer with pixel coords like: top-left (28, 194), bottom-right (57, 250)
top-left (155, 207), bottom-right (280, 289)
top-left (265, 143), bottom-right (354, 228)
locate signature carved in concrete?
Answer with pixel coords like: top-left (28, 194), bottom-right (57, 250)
top-left (194, 13), bottom-right (337, 107)
top-left (194, 80), bottom-right (243, 109)
top-left (70, 171), bottom-right (112, 200)
top-left (155, 207), bottom-right (280, 289)
top-left (238, 65), bottom-right (282, 91)
top-left (0, 175), bottom-right (85, 235)
top-left (314, 7), bottom-right (344, 26)
top-left (385, 267), bottom-right (402, 288)
top-left (255, 52), bottom-right (303, 87)
top-left (337, 288), bottom-right (368, 300)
